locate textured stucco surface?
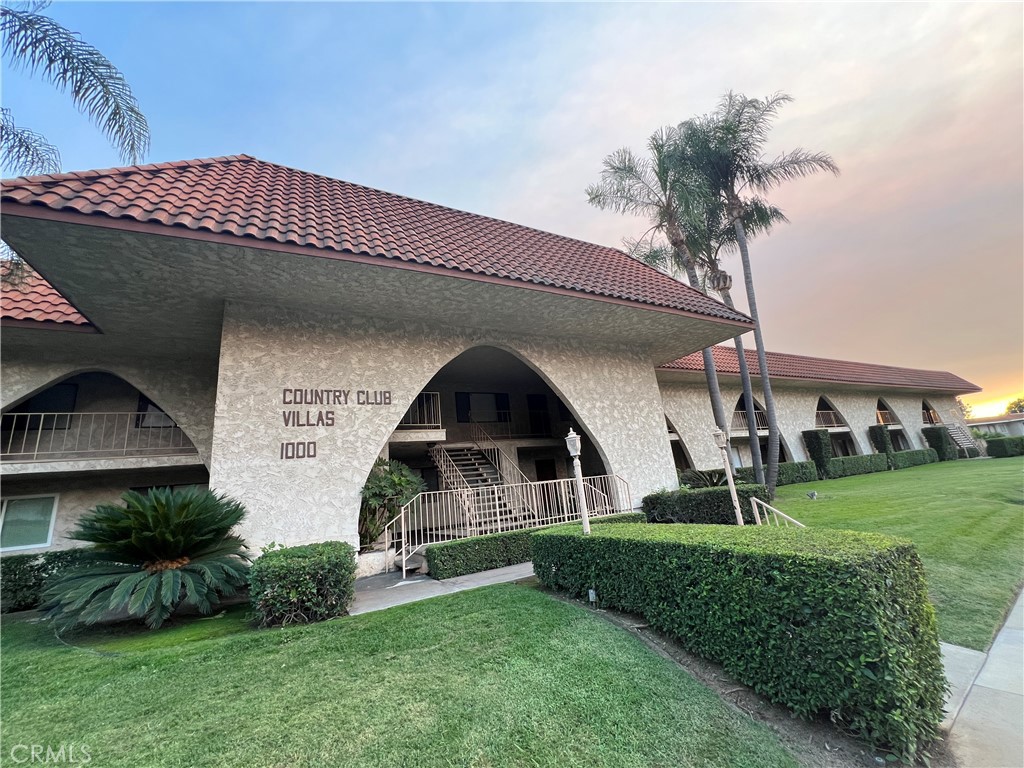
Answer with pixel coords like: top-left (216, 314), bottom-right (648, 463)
top-left (209, 301), bottom-right (677, 551)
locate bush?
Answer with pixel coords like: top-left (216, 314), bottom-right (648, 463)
top-left (360, 459), bottom-right (426, 549)
top-left (890, 448), bottom-right (939, 470)
top-left (250, 541), bottom-right (356, 627)
top-left (642, 484), bottom-right (767, 525)
top-left (867, 424), bottom-right (894, 456)
top-left (532, 523), bottom-right (946, 762)
top-left (42, 488), bottom-right (250, 630)
top-left (736, 460), bottom-right (817, 487)
top-left (826, 453), bottom-right (889, 479)
top-left (986, 436), bottom-right (1024, 458)
top-left (957, 445), bottom-right (981, 459)
top-left (801, 429), bottom-right (833, 479)
top-left (677, 468), bottom-right (728, 488)
top-left (425, 512), bottom-right (644, 580)
top-left (0, 549), bottom-right (90, 613)
top-left (921, 426), bottom-right (958, 461)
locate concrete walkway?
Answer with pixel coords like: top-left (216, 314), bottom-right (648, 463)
top-left (944, 591), bottom-right (1024, 768)
top-left (352, 565), bottom-right (1023, 766)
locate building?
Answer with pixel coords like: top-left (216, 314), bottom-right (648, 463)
top-left (966, 413), bottom-right (1024, 439)
top-left (0, 155), bottom-right (980, 564)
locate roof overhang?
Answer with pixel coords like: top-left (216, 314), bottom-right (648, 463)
top-left (1, 208), bottom-right (752, 365)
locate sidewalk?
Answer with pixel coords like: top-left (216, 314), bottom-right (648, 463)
top-left (945, 591), bottom-right (1024, 768)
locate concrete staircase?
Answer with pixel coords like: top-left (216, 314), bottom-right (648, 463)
top-left (947, 422), bottom-right (984, 456)
top-left (444, 447), bottom-right (502, 488)
top-left (432, 446), bottom-right (533, 535)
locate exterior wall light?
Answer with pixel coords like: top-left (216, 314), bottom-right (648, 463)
top-left (711, 428), bottom-right (745, 526)
top-left (565, 428), bottom-right (591, 534)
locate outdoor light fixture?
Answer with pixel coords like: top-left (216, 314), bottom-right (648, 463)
top-left (565, 428), bottom-right (591, 534)
top-left (711, 428), bottom-right (745, 526)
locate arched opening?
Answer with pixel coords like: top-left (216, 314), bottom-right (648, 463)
top-left (876, 398), bottom-right (910, 451)
top-left (814, 396), bottom-right (858, 456)
top-left (665, 415), bottom-right (694, 474)
top-left (1, 372), bottom-right (201, 463)
top-left (387, 346), bottom-right (611, 491)
top-left (730, 395), bottom-right (790, 466)
top-left (922, 399), bottom-right (942, 425)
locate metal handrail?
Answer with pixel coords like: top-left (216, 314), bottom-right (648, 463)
top-left (814, 411), bottom-right (847, 428)
top-left (1, 411), bottom-right (197, 462)
top-left (731, 410), bottom-right (769, 431)
top-left (876, 410), bottom-right (898, 425)
top-left (397, 392), bottom-right (442, 429)
top-left (750, 498), bottom-right (805, 528)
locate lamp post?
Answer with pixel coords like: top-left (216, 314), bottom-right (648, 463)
top-left (712, 428), bottom-right (745, 526)
top-left (565, 428), bottom-right (591, 534)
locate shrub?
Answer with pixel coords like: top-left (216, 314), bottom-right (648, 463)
top-left (921, 426), bottom-right (958, 461)
top-left (957, 445), bottom-right (981, 459)
top-left (42, 488), bottom-right (250, 630)
top-left (642, 484), bottom-right (767, 525)
top-left (736, 460), bottom-right (817, 486)
top-left (801, 429), bottom-right (833, 479)
top-left (677, 468), bottom-right (727, 488)
top-left (826, 453), bottom-right (889, 478)
top-left (0, 549), bottom-right (90, 613)
top-left (986, 436), bottom-right (1024, 458)
top-left (867, 424), bottom-right (894, 456)
top-left (250, 540), bottom-right (356, 627)
top-left (425, 512), bottom-right (644, 580)
top-left (890, 448), bottom-right (939, 470)
top-left (532, 523), bottom-right (946, 762)
top-left (360, 459), bottom-right (426, 549)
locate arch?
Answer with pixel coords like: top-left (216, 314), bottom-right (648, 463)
top-left (665, 414), bottom-right (694, 473)
top-left (922, 399), bottom-right (942, 425)
top-left (815, 396), bottom-right (850, 429)
top-left (1, 366), bottom-right (211, 465)
top-left (875, 398), bottom-right (902, 426)
top-left (731, 394), bottom-right (768, 432)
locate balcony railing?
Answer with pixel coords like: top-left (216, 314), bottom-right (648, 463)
top-left (922, 410), bottom-right (941, 425)
top-left (815, 410), bottom-right (847, 429)
top-left (1, 412), bottom-right (198, 463)
top-left (731, 410), bottom-right (770, 431)
top-left (469, 410), bottom-right (553, 439)
top-left (876, 410), bottom-right (898, 425)
top-left (397, 392), bottom-right (442, 430)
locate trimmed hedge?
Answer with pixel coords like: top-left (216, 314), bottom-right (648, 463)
top-left (801, 429), bottom-right (833, 479)
top-left (827, 453), bottom-right (889, 479)
top-left (921, 426), bottom-right (958, 461)
top-left (987, 436), bottom-right (1024, 458)
top-left (890, 448), bottom-right (939, 470)
top-left (867, 424), bottom-right (894, 456)
top-left (532, 523), bottom-right (946, 762)
top-left (0, 549), bottom-right (90, 613)
top-left (250, 541), bottom-right (356, 627)
top-left (736, 460), bottom-right (817, 487)
top-left (642, 484), bottom-right (767, 525)
top-left (425, 512), bottom-right (644, 580)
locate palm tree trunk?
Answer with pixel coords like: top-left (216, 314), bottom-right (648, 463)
top-left (719, 286), bottom-right (765, 484)
top-left (678, 260), bottom-right (731, 440)
top-left (732, 214), bottom-right (780, 496)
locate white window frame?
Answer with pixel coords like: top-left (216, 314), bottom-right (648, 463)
top-left (0, 494), bottom-right (59, 552)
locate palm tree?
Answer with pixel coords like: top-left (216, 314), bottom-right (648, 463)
top-left (0, 1), bottom-right (150, 175)
top-left (586, 127), bottom-right (733, 437)
top-left (693, 92), bottom-right (839, 495)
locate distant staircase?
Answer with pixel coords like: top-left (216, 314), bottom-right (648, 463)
top-left (444, 447), bottom-right (502, 488)
top-left (946, 422), bottom-right (985, 457)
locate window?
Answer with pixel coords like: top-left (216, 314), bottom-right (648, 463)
top-left (1, 495), bottom-right (58, 551)
top-left (454, 392), bottom-right (510, 423)
top-left (7, 383), bottom-right (78, 430)
top-left (135, 395), bottom-right (176, 428)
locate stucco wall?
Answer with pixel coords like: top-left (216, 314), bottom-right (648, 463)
top-left (209, 301), bottom-right (677, 551)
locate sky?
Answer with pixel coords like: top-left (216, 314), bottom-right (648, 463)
top-left (3, 1), bottom-right (1022, 417)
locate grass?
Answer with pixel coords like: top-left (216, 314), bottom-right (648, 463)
top-left (1, 584), bottom-right (797, 768)
top-left (775, 457), bottom-right (1024, 650)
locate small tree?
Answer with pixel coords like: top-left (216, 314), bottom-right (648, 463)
top-left (359, 459), bottom-right (425, 549)
top-left (1006, 398), bottom-right (1024, 415)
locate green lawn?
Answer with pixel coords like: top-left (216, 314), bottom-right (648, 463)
top-left (775, 457), bottom-right (1024, 650)
top-left (1, 584), bottom-right (797, 768)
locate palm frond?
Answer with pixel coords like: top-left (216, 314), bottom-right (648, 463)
top-left (1, 6), bottom-right (149, 163)
top-left (0, 106), bottom-right (59, 174)
top-left (747, 148), bottom-right (840, 192)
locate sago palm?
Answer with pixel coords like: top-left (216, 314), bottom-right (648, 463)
top-left (690, 92), bottom-right (839, 495)
top-left (0, 1), bottom-right (150, 174)
top-left (586, 126), bottom-right (733, 437)
top-left (42, 488), bottom-right (250, 630)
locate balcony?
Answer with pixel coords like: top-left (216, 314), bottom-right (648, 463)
top-left (815, 410), bottom-right (847, 429)
top-left (731, 410), bottom-right (769, 431)
top-left (469, 410), bottom-right (555, 440)
top-left (1, 412), bottom-right (198, 463)
top-left (876, 410), bottom-right (898, 425)
top-left (922, 410), bottom-right (941, 425)
top-left (397, 392), bottom-right (442, 430)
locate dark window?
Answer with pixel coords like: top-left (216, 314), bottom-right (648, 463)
top-left (135, 395), bottom-right (175, 428)
top-left (455, 392), bottom-right (510, 423)
top-left (7, 383), bottom-right (78, 429)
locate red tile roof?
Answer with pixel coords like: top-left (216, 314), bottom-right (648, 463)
top-left (660, 346), bottom-right (980, 393)
top-left (1, 155), bottom-right (751, 325)
top-left (0, 265), bottom-right (90, 327)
